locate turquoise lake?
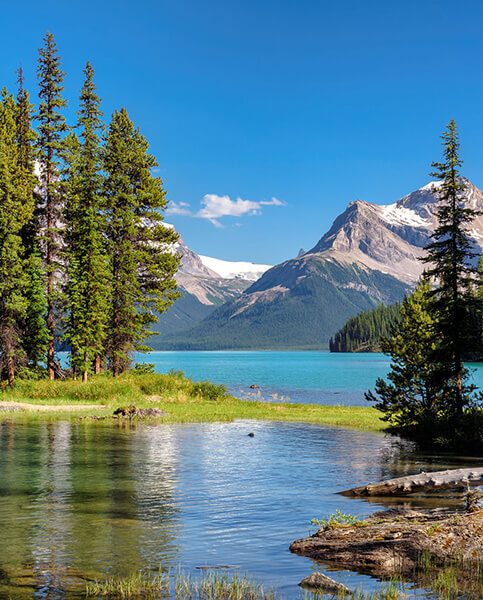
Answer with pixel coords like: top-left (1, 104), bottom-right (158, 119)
top-left (2, 352), bottom-right (482, 598)
top-left (135, 351), bottom-right (483, 405)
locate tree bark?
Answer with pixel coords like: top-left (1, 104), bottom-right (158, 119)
top-left (339, 467), bottom-right (483, 497)
top-left (94, 355), bottom-right (102, 375)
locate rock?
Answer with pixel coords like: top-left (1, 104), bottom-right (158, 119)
top-left (113, 406), bottom-right (165, 418)
top-left (291, 509), bottom-right (483, 578)
top-left (113, 405), bottom-right (137, 417)
top-left (299, 573), bottom-right (351, 595)
top-left (247, 432), bottom-right (255, 437)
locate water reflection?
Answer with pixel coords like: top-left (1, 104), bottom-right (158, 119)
top-left (0, 420), bottom-right (480, 598)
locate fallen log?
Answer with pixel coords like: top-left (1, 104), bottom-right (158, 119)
top-left (340, 467), bottom-right (483, 497)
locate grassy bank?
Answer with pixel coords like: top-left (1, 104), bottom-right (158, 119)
top-left (0, 371), bottom-right (384, 431)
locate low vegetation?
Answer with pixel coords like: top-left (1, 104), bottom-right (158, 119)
top-left (85, 571), bottom-right (276, 600)
top-left (311, 509), bottom-right (367, 530)
top-left (0, 371), bottom-right (383, 431)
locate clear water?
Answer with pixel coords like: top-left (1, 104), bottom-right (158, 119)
top-left (0, 419), bottom-right (480, 599)
top-left (3, 351), bottom-right (482, 598)
top-left (134, 350), bottom-right (483, 405)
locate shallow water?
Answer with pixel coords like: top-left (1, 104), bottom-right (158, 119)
top-left (134, 350), bottom-right (483, 405)
top-left (0, 419), bottom-right (480, 598)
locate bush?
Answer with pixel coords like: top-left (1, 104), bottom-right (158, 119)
top-left (132, 363), bottom-right (155, 375)
top-left (190, 381), bottom-right (227, 401)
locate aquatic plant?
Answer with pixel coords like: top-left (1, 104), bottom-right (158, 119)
top-left (85, 571), bottom-right (168, 598)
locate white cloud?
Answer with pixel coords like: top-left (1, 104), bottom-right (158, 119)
top-left (166, 201), bottom-right (193, 216)
top-left (167, 194), bottom-right (285, 227)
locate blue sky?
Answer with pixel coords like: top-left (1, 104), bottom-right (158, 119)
top-left (2, 0), bottom-right (483, 264)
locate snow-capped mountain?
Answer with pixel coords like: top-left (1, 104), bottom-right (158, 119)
top-left (308, 178), bottom-right (483, 283)
top-left (155, 180), bottom-right (483, 350)
top-left (152, 235), bottom-right (271, 340)
top-left (198, 255), bottom-right (272, 282)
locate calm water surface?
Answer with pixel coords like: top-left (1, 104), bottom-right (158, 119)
top-left (135, 351), bottom-right (483, 405)
top-left (0, 419), bottom-right (481, 598)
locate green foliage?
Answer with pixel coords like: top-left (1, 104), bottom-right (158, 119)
top-left (311, 509), bottom-right (366, 530)
top-left (132, 363), bottom-right (155, 375)
top-left (422, 120), bottom-right (481, 416)
top-left (64, 63), bottom-right (110, 380)
top-left (330, 303), bottom-right (401, 352)
top-left (103, 108), bottom-right (180, 375)
top-left (367, 121), bottom-right (482, 450)
top-left (0, 90), bottom-right (35, 385)
top-left (190, 381), bottom-right (228, 401)
top-left (366, 280), bottom-right (444, 431)
top-left (36, 32), bottom-right (68, 378)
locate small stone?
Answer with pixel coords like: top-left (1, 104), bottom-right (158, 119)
top-left (299, 573), bottom-right (351, 595)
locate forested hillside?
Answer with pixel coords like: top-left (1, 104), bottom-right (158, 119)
top-left (329, 303), bottom-right (401, 352)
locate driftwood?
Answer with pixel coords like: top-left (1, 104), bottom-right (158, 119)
top-left (340, 467), bottom-right (483, 497)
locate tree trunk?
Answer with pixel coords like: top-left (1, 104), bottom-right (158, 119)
top-left (340, 467), bottom-right (483, 497)
top-left (94, 355), bottom-right (102, 375)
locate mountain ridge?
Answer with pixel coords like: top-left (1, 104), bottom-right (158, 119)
top-left (153, 180), bottom-right (483, 349)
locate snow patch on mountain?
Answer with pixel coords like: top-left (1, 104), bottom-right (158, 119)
top-left (199, 255), bottom-right (272, 281)
top-left (379, 203), bottom-right (429, 227)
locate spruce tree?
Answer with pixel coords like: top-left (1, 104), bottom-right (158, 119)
top-left (65, 63), bottom-right (110, 381)
top-left (16, 68), bottom-right (49, 368)
top-left (103, 108), bottom-right (179, 375)
top-left (0, 91), bottom-right (33, 385)
top-left (365, 279), bottom-right (442, 431)
top-left (36, 32), bottom-right (68, 379)
top-left (422, 120), bottom-right (481, 417)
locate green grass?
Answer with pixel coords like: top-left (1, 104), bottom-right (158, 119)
top-left (86, 572), bottom-right (168, 598)
top-left (85, 571), bottom-right (276, 599)
top-left (0, 372), bottom-right (384, 431)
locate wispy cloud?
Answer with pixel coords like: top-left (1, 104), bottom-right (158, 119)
top-left (166, 201), bottom-right (192, 216)
top-left (167, 194), bottom-right (285, 227)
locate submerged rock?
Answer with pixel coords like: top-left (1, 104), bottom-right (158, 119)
top-left (299, 572), bottom-right (351, 595)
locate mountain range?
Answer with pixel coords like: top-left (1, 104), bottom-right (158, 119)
top-left (152, 180), bottom-right (483, 350)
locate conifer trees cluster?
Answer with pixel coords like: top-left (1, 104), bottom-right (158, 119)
top-left (367, 121), bottom-right (482, 449)
top-left (0, 33), bottom-right (179, 385)
top-left (329, 303), bottom-right (401, 352)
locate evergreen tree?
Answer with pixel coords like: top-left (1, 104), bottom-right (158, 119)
top-left (65, 63), bottom-right (110, 381)
top-left (16, 68), bottom-right (49, 368)
top-left (36, 32), bottom-right (68, 379)
top-left (422, 120), bottom-right (481, 417)
top-left (329, 303), bottom-right (402, 352)
top-left (103, 108), bottom-right (180, 375)
top-left (0, 91), bottom-right (33, 385)
top-left (365, 280), bottom-right (442, 431)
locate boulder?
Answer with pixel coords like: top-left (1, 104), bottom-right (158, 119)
top-left (299, 573), bottom-right (351, 595)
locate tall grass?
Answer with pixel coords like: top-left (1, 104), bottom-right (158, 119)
top-left (85, 571), bottom-right (275, 599)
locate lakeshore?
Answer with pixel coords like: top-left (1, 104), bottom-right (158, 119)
top-left (0, 372), bottom-right (384, 431)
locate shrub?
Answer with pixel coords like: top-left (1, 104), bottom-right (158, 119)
top-left (190, 381), bottom-right (227, 401)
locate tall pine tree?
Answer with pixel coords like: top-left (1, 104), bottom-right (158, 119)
top-left (103, 108), bottom-right (179, 375)
top-left (422, 120), bottom-right (481, 417)
top-left (37, 32), bottom-right (68, 379)
top-left (0, 91), bottom-right (33, 385)
top-left (65, 63), bottom-right (110, 381)
top-left (16, 68), bottom-right (49, 369)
